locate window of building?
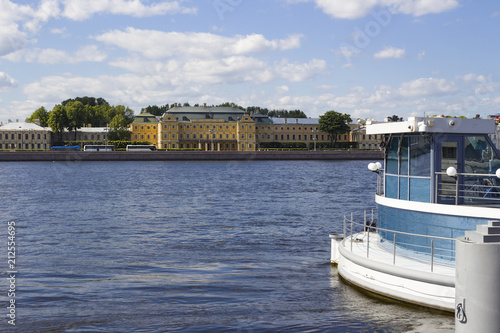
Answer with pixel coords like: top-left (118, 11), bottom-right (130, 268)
top-left (281, 135), bottom-right (284, 140)
top-left (249, 134), bottom-right (252, 139)
top-left (147, 135), bottom-right (150, 139)
top-left (219, 134), bottom-right (222, 139)
top-left (141, 126), bottom-right (144, 130)
top-left (0, 134), bottom-right (2, 140)
top-left (286, 134), bottom-right (290, 140)
top-left (11, 134), bottom-right (14, 140)
top-left (18, 134), bottom-right (21, 140)
top-left (292, 135), bottom-right (295, 140)
top-left (241, 134), bottom-right (245, 139)
top-left (135, 135), bottom-right (138, 139)
top-left (193, 134), bottom-right (196, 139)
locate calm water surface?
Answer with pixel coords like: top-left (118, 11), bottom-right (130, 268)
top-left (0, 160), bottom-right (453, 332)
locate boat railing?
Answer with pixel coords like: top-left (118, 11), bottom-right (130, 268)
top-left (376, 170), bottom-right (384, 196)
top-left (435, 171), bottom-right (500, 205)
top-left (341, 208), bottom-right (455, 272)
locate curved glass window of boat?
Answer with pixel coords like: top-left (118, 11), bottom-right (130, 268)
top-left (384, 135), bottom-right (432, 202)
top-left (462, 135), bottom-right (500, 204)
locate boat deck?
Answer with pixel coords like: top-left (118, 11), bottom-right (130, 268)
top-left (342, 231), bottom-right (455, 277)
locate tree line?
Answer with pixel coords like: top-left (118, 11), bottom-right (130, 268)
top-left (27, 97), bottom-right (134, 141)
top-left (142, 102), bottom-right (308, 118)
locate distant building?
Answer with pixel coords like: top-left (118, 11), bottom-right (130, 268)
top-left (130, 112), bottom-right (159, 145)
top-left (129, 105), bottom-right (359, 151)
top-left (60, 127), bottom-right (110, 143)
top-left (0, 120), bottom-right (51, 150)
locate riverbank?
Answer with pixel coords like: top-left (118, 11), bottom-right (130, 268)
top-left (0, 150), bottom-right (382, 162)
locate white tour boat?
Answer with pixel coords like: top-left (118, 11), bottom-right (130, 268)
top-left (331, 116), bottom-right (500, 332)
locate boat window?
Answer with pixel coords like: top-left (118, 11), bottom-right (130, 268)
top-left (386, 136), bottom-right (399, 175)
top-left (400, 136), bottom-right (409, 176)
top-left (410, 136), bottom-right (431, 177)
top-left (464, 136), bottom-right (500, 175)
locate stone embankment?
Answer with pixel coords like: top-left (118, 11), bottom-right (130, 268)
top-left (0, 150), bottom-right (383, 162)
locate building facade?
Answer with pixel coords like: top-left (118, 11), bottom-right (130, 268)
top-left (130, 112), bottom-right (159, 145)
top-left (0, 120), bottom-right (51, 150)
top-left (130, 105), bottom-right (359, 151)
top-left (60, 127), bottom-right (110, 143)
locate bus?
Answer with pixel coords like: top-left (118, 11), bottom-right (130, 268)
top-left (83, 145), bottom-right (114, 151)
top-left (51, 146), bottom-right (81, 151)
top-left (126, 145), bottom-right (157, 151)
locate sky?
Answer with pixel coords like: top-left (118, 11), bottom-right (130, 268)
top-left (1, 0), bottom-right (500, 123)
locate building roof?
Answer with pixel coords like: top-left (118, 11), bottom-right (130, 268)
top-left (0, 122), bottom-right (48, 131)
top-left (133, 112), bottom-right (159, 124)
top-left (66, 127), bottom-right (109, 133)
top-left (162, 106), bottom-right (272, 123)
top-left (271, 118), bottom-right (320, 125)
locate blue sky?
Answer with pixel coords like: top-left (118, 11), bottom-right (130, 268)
top-left (1, 0), bottom-right (499, 123)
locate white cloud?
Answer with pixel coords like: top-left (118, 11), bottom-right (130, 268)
top-left (275, 59), bottom-right (327, 82)
top-left (61, 0), bottom-right (197, 21)
top-left (94, 29), bottom-right (303, 59)
top-left (0, 72), bottom-right (17, 89)
top-left (292, 0), bottom-right (459, 19)
top-left (398, 77), bottom-right (458, 97)
top-left (3, 45), bottom-right (107, 64)
top-left (93, 29), bottom-right (318, 86)
top-left (374, 46), bottom-right (405, 59)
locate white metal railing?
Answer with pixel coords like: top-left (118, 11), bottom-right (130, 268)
top-left (341, 208), bottom-right (455, 272)
top-left (435, 171), bottom-right (500, 205)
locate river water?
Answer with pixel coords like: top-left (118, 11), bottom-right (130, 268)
top-left (0, 160), bottom-right (454, 332)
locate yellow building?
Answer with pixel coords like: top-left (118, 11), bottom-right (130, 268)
top-left (130, 112), bottom-right (159, 145)
top-left (157, 105), bottom-right (257, 151)
top-left (130, 106), bottom-right (365, 151)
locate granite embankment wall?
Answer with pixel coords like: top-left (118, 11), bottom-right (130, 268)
top-left (0, 150), bottom-right (383, 162)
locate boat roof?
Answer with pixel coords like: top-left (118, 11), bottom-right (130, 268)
top-left (366, 117), bottom-right (497, 135)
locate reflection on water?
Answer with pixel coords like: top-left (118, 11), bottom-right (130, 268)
top-left (0, 160), bottom-right (453, 332)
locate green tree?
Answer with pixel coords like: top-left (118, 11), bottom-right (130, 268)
top-left (387, 115), bottom-right (403, 122)
top-left (318, 110), bottom-right (352, 146)
top-left (62, 96), bottom-right (109, 107)
top-left (48, 104), bottom-right (68, 142)
top-left (108, 128), bottom-right (131, 141)
top-left (27, 106), bottom-right (50, 127)
top-left (66, 101), bottom-right (87, 139)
